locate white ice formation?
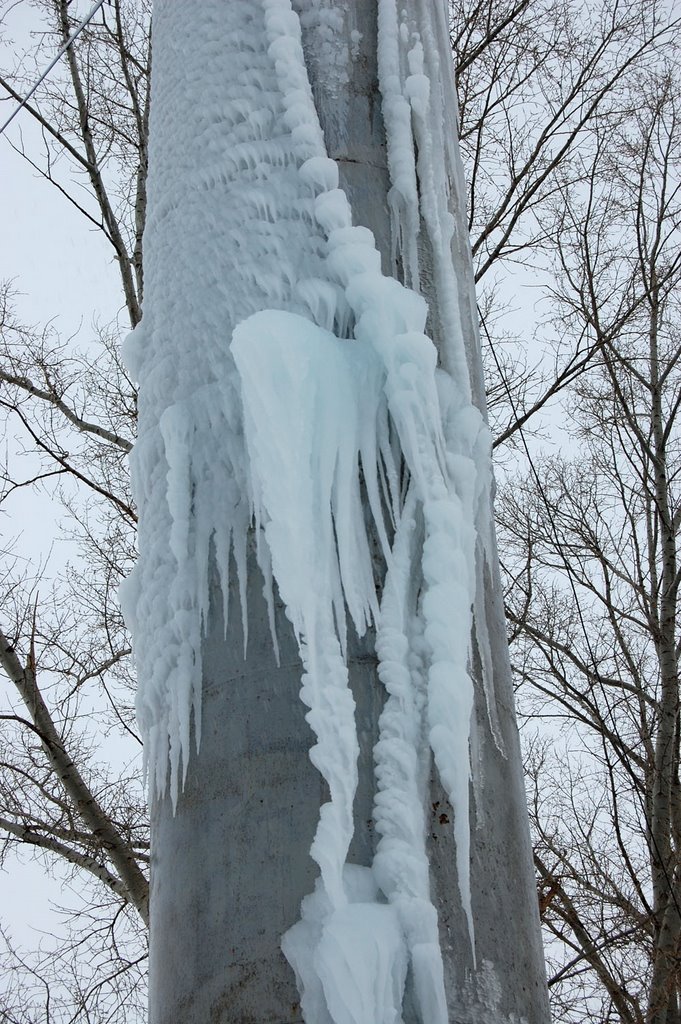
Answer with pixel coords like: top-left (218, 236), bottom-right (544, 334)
top-left (121, 0), bottom-right (501, 1021)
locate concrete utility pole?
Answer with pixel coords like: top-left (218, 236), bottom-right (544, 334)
top-left (140, 2), bottom-right (550, 1022)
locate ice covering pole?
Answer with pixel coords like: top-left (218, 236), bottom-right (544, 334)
top-left (129, 1), bottom-right (550, 1021)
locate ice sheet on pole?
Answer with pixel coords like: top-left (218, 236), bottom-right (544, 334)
top-left (123, 0), bottom-right (500, 1020)
top-left (120, 0), bottom-right (329, 802)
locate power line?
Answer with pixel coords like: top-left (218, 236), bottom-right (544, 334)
top-left (0, 0), bottom-right (107, 138)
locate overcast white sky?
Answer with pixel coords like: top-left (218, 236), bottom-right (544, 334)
top-left (0, 1), bottom-right (129, 957)
top-left (1, 4), bottom-right (121, 327)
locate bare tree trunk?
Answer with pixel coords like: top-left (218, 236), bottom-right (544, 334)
top-left (647, 271), bottom-right (681, 1024)
top-left (144, 2), bottom-right (548, 1022)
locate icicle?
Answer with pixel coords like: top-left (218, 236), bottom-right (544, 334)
top-left (376, 0), bottom-right (422, 287)
top-left (372, 485), bottom-right (450, 1024)
top-left (122, 0), bottom-right (329, 809)
top-left (125, 0), bottom-right (504, 1018)
top-left (232, 310), bottom-right (388, 910)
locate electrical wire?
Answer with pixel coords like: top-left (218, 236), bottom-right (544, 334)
top-left (0, 0), bottom-right (107, 138)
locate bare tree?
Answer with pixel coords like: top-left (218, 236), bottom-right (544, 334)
top-left (1, 2), bottom-right (149, 1018)
top-left (452, 0), bottom-right (679, 451)
top-left (499, 61), bottom-right (681, 1022)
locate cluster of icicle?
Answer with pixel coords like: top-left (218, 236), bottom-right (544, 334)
top-left (121, 0), bottom-right (501, 1021)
